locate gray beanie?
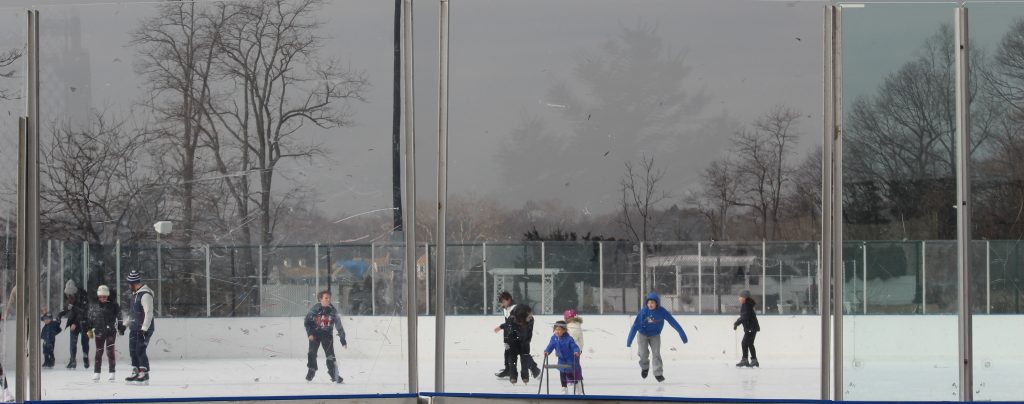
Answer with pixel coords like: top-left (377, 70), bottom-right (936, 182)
top-left (739, 290), bottom-right (751, 299)
top-left (64, 280), bottom-right (78, 296)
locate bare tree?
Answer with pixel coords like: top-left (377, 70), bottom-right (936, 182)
top-left (0, 48), bottom-right (21, 100)
top-left (618, 154), bottom-right (669, 242)
top-left (40, 112), bottom-right (154, 244)
top-left (732, 106), bottom-right (800, 240)
top-left (690, 158), bottom-right (740, 240)
top-left (207, 0), bottom-right (369, 247)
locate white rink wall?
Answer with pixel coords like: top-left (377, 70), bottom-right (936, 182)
top-left (9, 315), bottom-right (1024, 364)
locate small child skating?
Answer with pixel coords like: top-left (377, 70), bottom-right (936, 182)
top-left (626, 292), bottom-right (688, 382)
top-left (543, 320), bottom-right (581, 394)
top-left (563, 309), bottom-right (583, 350)
top-left (88, 285), bottom-right (122, 381)
top-left (304, 290), bottom-right (347, 383)
top-left (41, 312), bottom-right (63, 368)
top-left (733, 290), bottom-right (760, 368)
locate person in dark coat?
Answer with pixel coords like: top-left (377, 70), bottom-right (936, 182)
top-left (304, 290), bottom-right (347, 383)
top-left (88, 285), bottom-right (122, 381)
top-left (40, 312), bottom-right (63, 368)
top-left (733, 290), bottom-right (761, 367)
top-left (492, 291), bottom-right (517, 379)
top-left (125, 271), bottom-right (155, 383)
top-left (63, 280), bottom-right (91, 369)
top-left (509, 303), bottom-right (540, 382)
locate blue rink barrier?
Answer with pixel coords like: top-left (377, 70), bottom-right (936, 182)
top-left (26, 393), bottom-right (418, 404)
top-left (420, 392), bottom-right (1021, 404)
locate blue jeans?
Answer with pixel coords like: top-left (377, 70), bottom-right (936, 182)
top-left (129, 327), bottom-right (155, 371)
top-left (69, 326), bottom-right (89, 359)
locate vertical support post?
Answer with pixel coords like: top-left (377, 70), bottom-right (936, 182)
top-left (986, 241), bottom-right (990, 314)
top-left (314, 243), bottom-right (320, 293)
top-left (258, 245), bottom-right (263, 315)
top-left (599, 241), bottom-right (604, 314)
top-left (82, 240), bottom-right (88, 290)
top-left (862, 242), bottom-right (867, 314)
top-left (824, 5), bottom-right (840, 400)
top-left (371, 243), bottom-right (376, 316)
top-left (157, 233), bottom-right (162, 316)
top-left (482, 242), bottom-right (487, 314)
top-left (425, 243), bottom-right (430, 316)
top-left (206, 245), bottom-right (211, 317)
top-left (115, 240), bottom-right (121, 308)
top-left (46, 240), bottom-right (51, 311)
top-left (435, 0), bottom-right (449, 387)
top-left (698, 242), bottom-right (703, 314)
top-left (60, 241), bottom-right (65, 303)
top-left (541, 241), bottom-right (546, 315)
top-left (922, 241), bottom-right (928, 314)
top-left (639, 241), bottom-right (645, 306)
top-left (402, 0), bottom-right (419, 392)
top-left (762, 240), bottom-right (767, 315)
top-left (954, 7), bottom-right (973, 401)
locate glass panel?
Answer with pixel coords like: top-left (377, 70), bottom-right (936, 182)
top-left (445, 0), bottom-right (823, 398)
top-left (966, 1), bottom-right (1024, 399)
top-left (841, 2), bottom-right (960, 400)
top-left (36, 0), bottom-right (410, 399)
top-left (0, 6), bottom-right (23, 400)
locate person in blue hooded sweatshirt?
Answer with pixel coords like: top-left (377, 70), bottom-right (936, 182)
top-left (626, 292), bottom-right (688, 382)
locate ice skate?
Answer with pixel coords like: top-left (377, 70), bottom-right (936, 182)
top-left (133, 370), bottom-right (149, 385)
top-left (750, 358), bottom-right (759, 368)
top-left (655, 375), bottom-right (665, 382)
top-left (125, 368), bottom-right (139, 383)
top-left (560, 386), bottom-right (568, 394)
top-left (494, 369), bottom-right (510, 379)
top-left (640, 368), bottom-right (648, 379)
top-left (108, 372), bottom-right (116, 382)
top-left (736, 358), bottom-right (750, 367)
top-left (305, 368), bottom-right (315, 382)
top-left (66, 358), bottom-right (76, 369)
top-left (331, 375), bottom-right (344, 384)
top-left (83, 355), bottom-right (89, 369)
top-left (509, 373), bottom-right (518, 385)
top-left (92, 372), bottom-right (100, 382)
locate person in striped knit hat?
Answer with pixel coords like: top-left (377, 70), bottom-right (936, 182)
top-left (124, 270), bottom-right (155, 385)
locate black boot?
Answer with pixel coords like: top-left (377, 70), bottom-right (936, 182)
top-left (494, 368), bottom-right (510, 378)
top-left (655, 375), bottom-right (665, 382)
top-left (66, 358), bottom-right (76, 369)
top-left (305, 368), bottom-right (315, 381)
top-left (135, 370), bottom-right (149, 384)
top-left (641, 368), bottom-right (648, 379)
top-left (125, 368), bottom-right (139, 383)
top-left (736, 358), bottom-right (750, 367)
top-left (750, 358), bottom-right (759, 368)
top-left (83, 355), bottom-right (89, 369)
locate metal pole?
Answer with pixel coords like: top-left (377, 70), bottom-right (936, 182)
top-left (425, 243), bottom-right (430, 316)
top-left (922, 241), bottom-right (927, 314)
top-left (862, 242), bottom-right (867, 314)
top-left (828, 5), bottom-right (843, 400)
top-left (599, 241), bottom-right (604, 314)
top-left (541, 241), bottom-right (546, 315)
top-left (639, 241), bottom-right (645, 306)
top-left (698, 242), bottom-right (703, 314)
top-left (206, 245), bottom-right (211, 316)
top-left (482, 242), bottom-right (487, 314)
top-left (402, 0), bottom-right (419, 392)
top-left (762, 240), bottom-right (767, 314)
top-left (955, 7), bottom-right (973, 400)
top-left (986, 241), bottom-right (990, 314)
top-left (435, 0), bottom-right (450, 388)
top-left (115, 240), bottom-right (121, 308)
top-left (371, 243), bottom-right (376, 315)
top-left (258, 245), bottom-right (263, 314)
top-left (157, 232), bottom-right (162, 316)
top-left (18, 12), bottom-right (42, 398)
top-left (82, 240), bottom-right (88, 290)
top-left (315, 243), bottom-right (320, 292)
top-left (46, 240), bottom-right (51, 311)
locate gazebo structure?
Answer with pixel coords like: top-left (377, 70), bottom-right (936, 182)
top-left (488, 267), bottom-right (563, 315)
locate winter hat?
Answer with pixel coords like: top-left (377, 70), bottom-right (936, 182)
top-left (97, 285), bottom-right (110, 297)
top-left (563, 309), bottom-right (577, 320)
top-left (553, 320), bottom-right (568, 330)
top-left (41, 312), bottom-right (52, 322)
top-left (63, 280), bottom-right (78, 296)
top-left (126, 270), bottom-right (142, 284)
top-left (740, 290), bottom-right (751, 299)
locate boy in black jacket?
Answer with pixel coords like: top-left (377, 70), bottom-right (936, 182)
top-left (41, 312), bottom-right (63, 368)
top-left (733, 290), bottom-right (761, 367)
top-left (304, 290), bottom-right (347, 383)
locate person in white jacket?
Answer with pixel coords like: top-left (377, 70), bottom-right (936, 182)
top-left (563, 309), bottom-right (583, 350)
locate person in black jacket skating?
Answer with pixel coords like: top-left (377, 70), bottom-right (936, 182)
top-left (304, 290), bottom-right (347, 383)
top-left (40, 312), bottom-right (63, 368)
top-left (63, 280), bottom-right (91, 369)
top-left (88, 285), bottom-right (122, 381)
top-left (733, 290), bottom-right (760, 368)
top-left (509, 304), bottom-right (540, 382)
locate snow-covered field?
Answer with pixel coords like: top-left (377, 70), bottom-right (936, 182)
top-left (3, 315), bottom-right (1023, 401)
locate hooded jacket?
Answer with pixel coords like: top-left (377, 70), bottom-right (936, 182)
top-left (626, 292), bottom-right (688, 347)
top-left (304, 303), bottom-right (347, 342)
top-left (543, 332), bottom-right (581, 371)
top-left (734, 298), bottom-right (760, 332)
top-left (566, 316), bottom-right (584, 349)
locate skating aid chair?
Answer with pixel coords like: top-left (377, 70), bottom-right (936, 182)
top-left (536, 355), bottom-right (584, 395)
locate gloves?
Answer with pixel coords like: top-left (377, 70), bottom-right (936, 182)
top-left (733, 324), bottom-right (738, 331)
top-left (681, 333), bottom-right (688, 344)
top-left (339, 336), bottom-right (347, 347)
top-left (86, 329), bottom-right (94, 339)
top-left (117, 324), bottom-right (126, 335)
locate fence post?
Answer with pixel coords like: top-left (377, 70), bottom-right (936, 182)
top-left (598, 241), bottom-right (604, 315)
top-left (639, 241), bottom-right (645, 307)
top-left (761, 240), bottom-right (767, 314)
top-left (314, 243), bottom-right (320, 293)
top-left (921, 241), bottom-right (927, 314)
top-left (862, 242), bottom-right (867, 314)
top-left (425, 242), bottom-right (429, 316)
top-left (371, 242), bottom-right (376, 316)
top-left (82, 240), bottom-right (88, 290)
top-left (482, 242), bottom-right (488, 314)
top-left (46, 240), bottom-right (51, 311)
top-left (114, 240), bottom-right (120, 309)
top-left (698, 241), bottom-right (703, 314)
top-left (258, 245), bottom-right (263, 315)
top-left (541, 241), bottom-right (546, 315)
top-left (206, 245), bottom-right (211, 317)
top-left (986, 240), bottom-right (990, 314)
